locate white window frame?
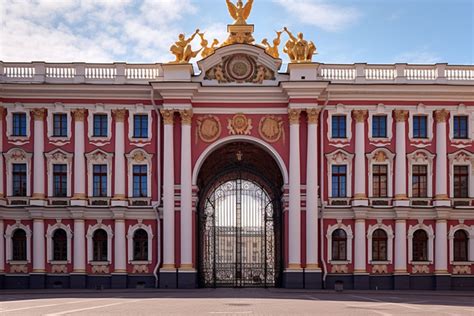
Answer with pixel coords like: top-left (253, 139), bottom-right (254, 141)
top-left (47, 102), bottom-right (72, 143)
top-left (325, 150), bottom-right (354, 198)
top-left (128, 104), bottom-right (153, 145)
top-left (45, 149), bottom-right (73, 198)
top-left (367, 222), bottom-right (394, 264)
top-left (86, 149), bottom-right (114, 198)
top-left (408, 103), bottom-right (434, 143)
top-left (326, 221), bottom-right (353, 264)
top-left (408, 222), bottom-right (434, 264)
top-left (126, 149), bottom-right (153, 198)
top-left (368, 104), bottom-right (393, 141)
top-left (448, 223), bottom-right (474, 263)
top-left (6, 103), bottom-right (31, 142)
top-left (326, 104), bottom-right (352, 144)
top-left (127, 221), bottom-right (154, 264)
top-left (4, 148), bottom-right (32, 197)
top-left (407, 149), bottom-right (435, 198)
top-left (449, 104), bottom-right (474, 144)
top-left (87, 104), bottom-right (112, 145)
top-left (448, 150), bottom-right (474, 199)
top-left (5, 221), bottom-right (32, 263)
top-left (366, 148), bottom-right (395, 198)
top-left (86, 221), bottom-right (113, 264)
top-left (46, 221), bottom-right (73, 264)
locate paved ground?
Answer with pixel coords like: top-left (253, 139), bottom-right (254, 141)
top-left (0, 289), bottom-right (473, 315)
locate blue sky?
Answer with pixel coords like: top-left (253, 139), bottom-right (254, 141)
top-left (0, 0), bottom-right (472, 65)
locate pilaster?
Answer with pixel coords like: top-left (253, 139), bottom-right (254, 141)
top-left (31, 109), bottom-right (46, 205)
top-left (434, 110), bottom-right (450, 206)
top-left (71, 109), bottom-right (87, 206)
top-left (393, 110), bottom-right (409, 206)
top-left (112, 109), bottom-right (128, 206)
top-left (352, 110), bottom-right (368, 206)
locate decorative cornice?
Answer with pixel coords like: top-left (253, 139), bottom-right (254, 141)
top-left (306, 108), bottom-right (321, 124)
top-left (288, 109), bottom-right (301, 125)
top-left (434, 109), bottom-right (450, 123)
top-left (112, 109), bottom-right (127, 122)
top-left (31, 108), bottom-right (46, 120)
top-left (179, 109), bottom-right (193, 125)
top-left (394, 110), bottom-right (409, 122)
top-left (352, 109), bottom-right (368, 123)
top-left (72, 109), bottom-right (87, 121)
top-left (160, 109), bottom-right (174, 125)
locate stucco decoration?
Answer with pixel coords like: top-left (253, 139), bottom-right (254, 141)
top-left (258, 115), bottom-right (284, 143)
top-left (205, 54), bottom-right (274, 84)
top-left (91, 265), bottom-right (110, 274)
top-left (452, 265), bottom-right (471, 275)
top-left (228, 113), bottom-right (252, 135)
top-left (132, 264), bottom-right (149, 274)
top-left (197, 115), bottom-right (221, 143)
top-left (331, 264), bottom-right (349, 274)
top-left (51, 264), bottom-right (68, 274)
top-left (10, 264), bottom-right (28, 274)
top-left (412, 264), bottom-right (430, 274)
top-left (371, 264), bottom-right (388, 274)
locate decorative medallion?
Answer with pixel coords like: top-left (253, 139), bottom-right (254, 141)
top-left (197, 115), bottom-right (221, 143)
top-left (259, 115), bottom-right (284, 143)
top-left (228, 113), bottom-right (252, 135)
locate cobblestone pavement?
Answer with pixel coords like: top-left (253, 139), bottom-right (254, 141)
top-left (1, 289), bottom-right (473, 315)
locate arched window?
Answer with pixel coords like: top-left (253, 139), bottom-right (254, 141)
top-left (52, 229), bottom-right (67, 261)
top-left (93, 229), bottom-right (108, 262)
top-left (12, 229), bottom-right (27, 261)
top-left (454, 230), bottom-right (469, 262)
top-left (133, 229), bottom-right (148, 261)
top-left (372, 229), bottom-right (388, 261)
top-left (412, 229), bottom-right (428, 262)
top-left (332, 229), bottom-right (347, 261)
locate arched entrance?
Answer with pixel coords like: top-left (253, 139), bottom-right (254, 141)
top-left (197, 141), bottom-right (284, 287)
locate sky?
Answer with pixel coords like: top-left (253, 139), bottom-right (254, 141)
top-left (0, 0), bottom-right (473, 65)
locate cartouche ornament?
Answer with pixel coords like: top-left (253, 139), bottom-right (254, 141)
top-left (283, 27), bottom-right (317, 63)
top-left (226, 0), bottom-right (254, 25)
top-left (169, 29), bottom-right (201, 63)
top-left (261, 31), bottom-right (282, 58)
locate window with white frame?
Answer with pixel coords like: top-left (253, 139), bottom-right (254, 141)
top-left (6, 104), bottom-right (31, 141)
top-left (449, 104), bottom-right (473, 142)
top-left (326, 150), bottom-right (354, 199)
top-left (46, 221), bottom-right (72, 263)
top-left (407, 150), bottom-right (434, 198)
top-left (4, 148), bottom-right (32, 197)
top-left (128, 105), bottom-right (153, 144)
top-left (45, 149), bottom-right (73, 198)
top-left (86, 149), bottom-right (113, 198)
top-left (5, 222), bottom-right (32, 263)
top-left (448, 150), bottom-right (474, 199)
top-left (127, 221), bottom-right (154, 263)
top-left (86, 221), bottom-right (113, 263)
top-left (326, 104), bottom-right (352, 142)
top-left (366, 149), bottom-right (394, 199)
top-left (126, 149), bottom-right (153, 199)
top-left (408, 104), bottom-right (434, 142)
top-left (408, 223), bottom-right (434, 263)
top-left (87, 105), bottom-right (112, 144)
top-left (46, 103), bottom-right (72, 141)
top-left (448, 224), bottom-right (474, 263)
top-left (367, 223), bottom-right (394, 263)
top-left (367, 104), bottom-right (393, 141)
top-left (326, 222), bottom-right (353, 263)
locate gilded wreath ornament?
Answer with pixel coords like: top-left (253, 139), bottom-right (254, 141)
top-left (228, 113), bottom-right (252, 135)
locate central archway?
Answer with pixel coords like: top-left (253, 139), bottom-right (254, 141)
top-left (196, 141), bottom-right (284, 288)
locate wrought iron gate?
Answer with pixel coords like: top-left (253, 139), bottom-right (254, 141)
top-left (199, 176), bottom-right (280, 287)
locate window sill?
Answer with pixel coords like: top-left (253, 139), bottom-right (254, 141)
top-left (370, 261), bottom-right (391, 265)
top-left (329, 260), bottom-right (350, 265)
top-left (50, 260), bottom-right (69, 265)
top-left (451, 261), bottom-right (472, 265)
top-left (8, 260), bottom-right (28, 265)
top-left (8, 136), bottom-right (29, 141)
top-left (411, 261), bottom-right (432, 265)
top-left (89, 261), bottom-right (110, 266)
top-left (130, 260), bottom-right (151, 265)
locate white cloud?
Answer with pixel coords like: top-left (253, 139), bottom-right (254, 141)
top-left (395, 50), bottom-right (443, 64)
top-left (273, 0), bottom-right (361, 32)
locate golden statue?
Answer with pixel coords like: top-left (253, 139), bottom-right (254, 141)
top-left (199, 33), bottom-right (219, 58)
top-left (261, 31), bottom-right (282, 58)
top-left (169, 29), bottom-right (201, 63)
top-left (283, 27), bottom-right (317, 63)
top-left (226, 0), bottom-right (254, 25)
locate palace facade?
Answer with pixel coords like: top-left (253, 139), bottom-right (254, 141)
top-left (1, 5), bottom-right (474, 290)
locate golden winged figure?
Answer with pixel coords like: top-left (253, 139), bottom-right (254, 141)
top-left (226, 0), bottom-right (254, 25)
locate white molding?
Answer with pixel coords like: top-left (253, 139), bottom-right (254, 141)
top-left (126, 221), bottom-right (154, 263)
top-left (86, 221), bottom-right (113, 263)
top-left (45, 149), bottom-right (73, 197)
top-left (408, 223), bottom-right (434, 263)
top-left (85, 149), bottom-right (114, 197)
top-left (46, 102), bottom-right (72, 143)
top-left (326, 104), bottom-right (352, 142)
top-left (449, 104), bottom-right (474, 143)
top-left (5, 222), bottom-right (32, 263)
top-left (367, 223), bottom-right (394, 263)
top-left (448, 150), bottom-right (474, 198)
top-left (407, 149), bottom-right (435, 198)
top-left (128, 104), bottom-right (153, 144)
top-left (325, 149), bottom-right (354, 198)
top-left (3, 148), bottom-right (32, 197)
top-left (125, 149), bottom-right (153, 198)
top-left (408, 103), bottom-right (434, 142)
top-left (326, 222), bottom-right (353, 263)
top-left (448, 223), bottom-right (474, 263)
top-left (366, 148), bottom-right (395, 198)
top-left (87, 104), bottom-right (112, 145)
top-left (367, 104), bottom-right (393, 141)
top-left (45, 221), bottom-right (73, 263)
top-left (6, 103), bottom-right (31, 142)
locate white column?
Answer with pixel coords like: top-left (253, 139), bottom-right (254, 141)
top-left (394, 110), bottom-right (409, 206)
top-left (161, 109), bottom-right (175, 270)
top-left (114, 218), bottom-right (126, 273)
top-left (112, 109), bottom-right (127, 206)
top-left (394, 219), bottom-right (407, 273)
top-left (180, 109), bottom-right (193, 270)
top-left (354, 218), bottom-right (367, 272)
top-left (288, 108), bottom-right (301, 269)
top-left (0, 107), bottom-right (5, 202)
top-left (306, 108), bottom-right (320, 270)
top-left (31, 109), bottom-right (46, 204)
top-left (0, 220), bottom-right (4, 273)
top-left (32, 218), bottom-right (45, 273)
top-left (72, 110), bottom-right (87, 206)
top-left (435, 219), bottom-right (448, 273)
top-left (73, 219), bottom-right (86, 273)
top-left (434, 110), bottom-right (450, 206)
top-left (352, 110), bottom-right (368, 206)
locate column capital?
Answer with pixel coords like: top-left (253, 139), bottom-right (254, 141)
top-left (72, 109), bottom-right (87, 121)
top-left (306, 108), bottom-right (321, 124)
top-left (434, 109), bottom-right (450, 123)
top-left (112, 109), bottom-right (127, 122)
top-left (160, 109), bottom-right (175, 125)
top-left (179, 109), bottom-right (193, 125)
top-left (31, 108), bottom-right (46, 120)
top-left (394, 109), bottom-right (409, 122)
top-left (288, 108), bottom-right (302, 125)
top-left (352, 109), bottom-right (368, 123)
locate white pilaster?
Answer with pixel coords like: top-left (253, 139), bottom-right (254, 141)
top-left (354, 218), bottom-right (367, 273)
top-left (0, 108), bottom-right (5, 203)
top-left (288, 108), bottom-right (301, 269)
top-left (435, 219), bottom-right (448, 273)
top-left (73, 219), bottom-right (86, 273)
top-left (31, 109), bottom-right (46, 205)
top-left (114, 218), bottom-right (126, 273)
top-left (72, 110), bottom-right (87, 206)
top-left (32, 218), bottom-right (45, 273)
top-left (306, 108), bottom-right (320, 270)
top-left (0, 220), bottom-right (4, 273)
top-left (434, 110), bottom-right (450, 206)
top-left (180, 109), bottom-right (193, 270)
top-left (112, 109), bottom-right (127, 206)
top-left (394, 219), bottom-right (407, 273)
top-left (394, 110), bottom-right (409, 206)
top-left (161, 109), bottom-right (175, 270)
top-left (352, 110), bottom-right (368, 206)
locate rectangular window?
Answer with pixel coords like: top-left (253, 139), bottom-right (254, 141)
top-left (12, 163), bottom-right (27, 196)
top-left (372, 165), bottom-right (388, 197)
top-left (454, 165), bottom-right (469, 198)
top-left (331, 165), bottom-right (347, 198)
top-left (93, 114), bottom-right (108, 137)
top-left (372, 115), bottom-right (387, 138)
top-left (413, 115), bottom-right (428, 139)
top-left (453, 116), bottom-right (469, 139)
top-left (93, 164), bottom-right (108, 197)
top-left (133, 115), bottom-right (148, 138)
top-left (332, 115), bottom-right (346, 139)
top-left (12, 113), bottom-right (27, 137)
top-left (53, 164), bottom-right (68, 197)
top-left (133, 165), bottom-right (148, 197)
top-left (53, 113), bottom-right (68, 137)
top-left (412, 165), bottom-right (428, 198)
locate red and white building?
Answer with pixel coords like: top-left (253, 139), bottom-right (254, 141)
top-left (0, 42), bottom-right (473, 290)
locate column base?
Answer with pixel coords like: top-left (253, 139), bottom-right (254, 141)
top-left (111, 200), bottom-right (128, 207)
top-left (70, 274), bottom-right (87, 289)
top-left (353, 273), bottom-right (370, 290)
top-left (283, 269), bottom-right (304, 289)
top-left (433, 200), bottom-right (451, 207)
top-left (111, 274), bottom-right (128, 289)
top-left (352, 199), bottom-right (369, 206)
top-left (304, 269), bottom-right (322, 289)
top-left (178, 269), bottom-right (197, 288)
top-left (71, 199), bottom-right (88, 206)
top-left (159, 269), bottom-right (177, 289)
top-left (435, 274), bottom-right (451, 290)
top-left (30, 199), bottom-right (47, 206)
top-left (30, 273), bottom-right (46, 289)
top-left (393, 273), bottom-right (410, 290)
top-left (393, 200), bottom-right (410, 207)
